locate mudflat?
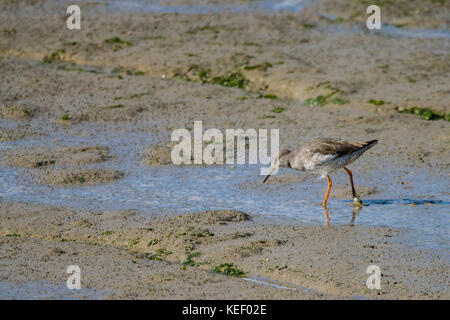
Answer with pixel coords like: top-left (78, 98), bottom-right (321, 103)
top-left (1, 202), bottom-right (448, 299)
top-left (0, 0), bottom-right (448, 299)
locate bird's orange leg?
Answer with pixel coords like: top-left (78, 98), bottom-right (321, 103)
top-left (344, 167), bottom-right (362, 207)
top-left (324, 207), bottom-right (330, 226)
top-left (343, 167), bottom-right (357, 198)
top-left (323, 175), bottom-right (332, 208)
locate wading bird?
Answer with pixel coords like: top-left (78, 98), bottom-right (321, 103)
top-left (263, 139), bottom-right (378, 208)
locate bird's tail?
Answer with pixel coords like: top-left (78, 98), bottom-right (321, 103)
top-left (361, 140), bottom-right (378, 151)
top-left (350, 140), bottom-right (378, 159)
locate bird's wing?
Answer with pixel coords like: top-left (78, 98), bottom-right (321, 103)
top-left (308, 139), bottom-right (368, 157)
top-left (290, 139), bottom-right (368, 170)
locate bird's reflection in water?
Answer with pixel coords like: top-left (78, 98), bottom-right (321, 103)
top-left (323, 205), bottom-right (363, 226)
top-left (324, 207), bottom-right (330, 226)
top-left (349, 206), bottom-right (362, 226)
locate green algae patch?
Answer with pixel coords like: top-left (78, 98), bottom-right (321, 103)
top-left (262, 94), bottom-right (278, 100)
top-left (368, 99), bottom-right (386, 106)
top-left (305, 89), bottom-right (348, 107)
top-left (147, 238), bottom-right (161, 246)
top-left (242, 41), bottom-right (260, 47)
top-left (213, 263), bottom-right (246, 277)
top-left (182, 252), bottom-right (208, 268)
top-left (397, 106), bottom-right (450, 121)
top-left (272, 107), bottom-right (286, 114)
top-left (210, 72), bottom-right (249, 88)
top-left (6, 233), bottom-right (21, 237)
top-left (304, 95), bottom-right (329, 107)
top-left (42, 49), bottom-right (67, 64)
top-left (329, 97), bottom-right (349, 105)
top-left (144, 249), bottom-right (173, 261)
top-left (198, 70), bottom-right (249, 89)
top-left (104, 37), bottom-right (132, 51)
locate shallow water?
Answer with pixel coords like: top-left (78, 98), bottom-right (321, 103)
top-left (0, 280), bottom-right (108, 299)
top-left (93, 0), bottom-right (308, 14)
top-left (1, 121), bottom-right (449, 254)
top-left (243, 276), bottom-right (303, 291)
top-left (89, 0), bottom-right (450, 39)
top-left (322, 16), bottom-right (450, 40)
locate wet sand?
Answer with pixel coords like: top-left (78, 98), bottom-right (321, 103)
top-left (1, 202), bottom-right (448, 299)
top-left (0, 0), bottom-right (449, 299)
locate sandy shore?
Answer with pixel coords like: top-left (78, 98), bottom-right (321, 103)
top-left (0, 0), bottom-right (449, 299)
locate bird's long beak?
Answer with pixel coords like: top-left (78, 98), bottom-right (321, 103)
top-left (262, 165), bottom-right (277, 183)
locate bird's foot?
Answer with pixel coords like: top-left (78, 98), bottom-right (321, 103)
top-left (353, 197), bottom-right (363, 208)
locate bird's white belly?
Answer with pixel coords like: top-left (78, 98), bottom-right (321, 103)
top-left (303, 153), bottom-right (335, 171)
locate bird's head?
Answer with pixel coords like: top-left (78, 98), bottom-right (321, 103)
top-left (263, 149), bottom-right (291, 183)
